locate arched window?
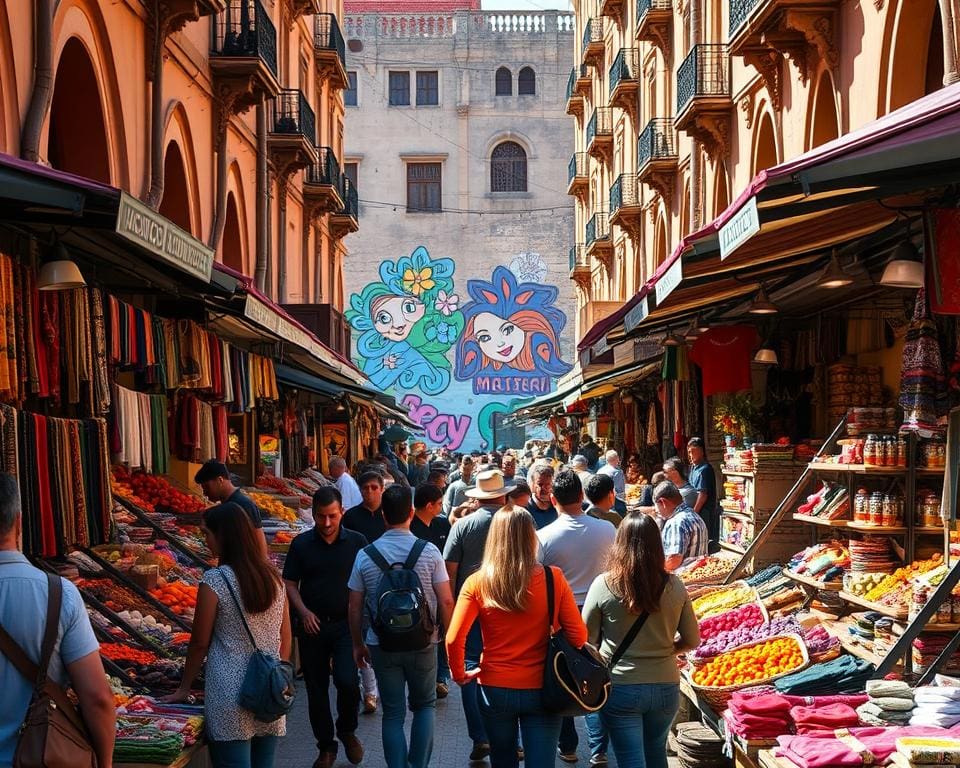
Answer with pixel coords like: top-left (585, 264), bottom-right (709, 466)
top-left (518, 66), bottom-right (536, 95)
top-left (495, 67), bottom-right (512, 96)
top-left (491, 141), bottom-right (527, 192)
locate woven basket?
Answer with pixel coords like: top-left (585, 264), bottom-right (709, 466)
top-left (688, 633), bottom-right (810, 713)
top-left (690, 602), bottom-right (772, 668)
top-left (692, 581), bottom-right (760, 619)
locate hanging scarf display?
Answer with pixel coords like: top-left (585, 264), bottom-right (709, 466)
top-left (171, 392), bottom-right (229, 463)
top-left (900, 290), bottom-right (948, 434)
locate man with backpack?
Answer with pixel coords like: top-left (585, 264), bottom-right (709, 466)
top-left (348, 485), bottom-right (455, 768)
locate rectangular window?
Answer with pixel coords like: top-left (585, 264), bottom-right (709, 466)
top-left (416, 71), bottom-right (439, 106)
top-left (344, 162), bottom-right (358, 188)
top-left (406, 162), bottom-right (442, 213)
top-left (388, 71), bottom-right (410, 106)
top-left (345, 72), bottom-right (358, 106)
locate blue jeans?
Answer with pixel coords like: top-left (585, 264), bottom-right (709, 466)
top-left (600, 683), bottom-right (680, 768)
top-left (208, 735), bottom-right (278, 768)
top-left (461, 620), bottom-right (489, 744)
top-left (478, 685), bottom-right (562, 768)
top-left (370, 645), bottom-right (438, 768)
top-left (437, 630), bottom-right (450, 684)
top-left (585, 711), bottom-right (610, 757)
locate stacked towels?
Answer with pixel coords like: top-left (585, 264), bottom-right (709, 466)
top-left (673, 722), bottom-right (730, 768)
top-left (857, 680), bottom-right (915, 726)
top-left (791, 703), bottom-right (861, 734)
top-left (775, 655), bottom-right (874, 696)
top-left (723, 691), bottom-right (870, 741)
top-left (910, 686), bottom-right (960, 728)
top-left (891, 736), bottom-right (960, 768)
top-left (725, 694), bottom-right (792, 739)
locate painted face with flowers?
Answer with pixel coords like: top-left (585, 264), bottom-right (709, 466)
top-left (371, 295), bottom-right (426, 341)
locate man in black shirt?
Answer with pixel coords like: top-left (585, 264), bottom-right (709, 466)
top-left (342, 471), bottom-right (387, 543)
top-left (194, 460), bottom-right (266, 553)
top-left (283, 486), bottom-right (367, 768)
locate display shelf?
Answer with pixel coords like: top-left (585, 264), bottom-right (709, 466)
top-left (781, 567), bottom-right (842, 592)
top-left (922, 623), bottom-right (960, 632)
top-left (916, 526), bottom-right (948, 534)
top-left (820, 618), bottom-right (897, 668)
top-left (846, 522), bottom-right (908, 534)
top-left (792, 513), bottom-right (850, 528)
top-left (722, 470), bottom-right (757, 478)
top-left (722, 510), bottom-right (754, 522)
top-left (917, 467), bottom-right (946, 476)
top-left (837, 590), bottom-right (909, 620)
top-left (808, 462), bottom-right (907, 474)
top-left (720, 541), bottom-right (746, 555)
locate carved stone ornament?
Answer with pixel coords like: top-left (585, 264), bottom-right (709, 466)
top-left (739, 91), bottom-right (755, 128)
top-left (742, 48), bottom-right (782, 111)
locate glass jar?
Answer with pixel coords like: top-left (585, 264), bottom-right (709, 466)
top-left (939, 598), bottom-right (954, 625)
top-left (855, 488), bottom-right (869, 523)
top-left (864, 434), bottom-right (878, 467)
top-left (882, 494), bottom-right (896, 527)
top-left (897, 435), bottom-right (908, 468)
top-left (870, 491), bottom-right (884, 525)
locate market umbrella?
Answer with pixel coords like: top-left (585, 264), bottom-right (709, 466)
top-left (382, 425), bottom-right (411, 443)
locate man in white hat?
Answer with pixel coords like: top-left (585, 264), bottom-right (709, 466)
top-left (442, 469), bottom-right (515, 762)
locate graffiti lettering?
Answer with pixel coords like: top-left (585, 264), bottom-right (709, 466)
top-left (401, 394), bottom-right (472, 450)
top-left (474, 376), bottom-right (550, 395)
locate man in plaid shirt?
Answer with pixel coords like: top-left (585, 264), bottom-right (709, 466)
top-left (654, 481), bottom-right (708, 572)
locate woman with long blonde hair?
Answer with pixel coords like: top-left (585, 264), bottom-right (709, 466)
top-left (446, 506), bottom-right (587, 768)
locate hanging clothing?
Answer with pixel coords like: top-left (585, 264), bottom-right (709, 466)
top-left (690, 325), bottom-right (759, 396)
top-left (900, 290), bottom-right (948, 434)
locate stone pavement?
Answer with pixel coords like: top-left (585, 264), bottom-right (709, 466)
top-left (277, 681), bottom-right (686, 768)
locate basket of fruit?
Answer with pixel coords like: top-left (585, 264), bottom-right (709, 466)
top-left (678, 555), bottom-right (739, 587)
top-left (691, 581), bottom-right (760, 619)
top-left (689, 633), bottom-right (809, 712)
top-left (690, 602), bottom-right (772, 668)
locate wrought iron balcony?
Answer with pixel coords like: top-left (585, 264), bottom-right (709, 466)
top-left (581, 18), bottom-right (605, 67)
top-left (586, 211), bottom-right (611, 251)
top-left (586, 107), bottom-right (613, 161)
top-left (315, 14), bottom-right (349, 90)
top-left (575, 63), bottom-right (593, 99)
top-left (636, 0), bottom-right (671, 53)
top-left (567, 152), bottom-right (589, 199)
top-left (303, 147), bottom-right (344, 215)
top-left (331, 175), bottom-right (360, 238)
top-left (609, 48), bottom-right (639, 117)
top-left (676, 44), bottom-right (730, 116)
top-left (569, 244), bottom-right (590, 284)
top-left (610, 174), bottom-right (642, 235)
top-left (637, 118), bottom-right (677, 170)
top-left (272, 89), bottom-right (316, 141)
top-left (210, 0), bottom-right (280, 109)
top-left (729, 0), bottom-right (761, 37)
top-left (566, 68), bottom-right (584, 117)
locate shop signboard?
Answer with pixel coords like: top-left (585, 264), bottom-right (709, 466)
top-left (719, 196), bottom-right (759, 261)
top-left (591, 335), bottom-right (611, 359)
top-left (115, 192), bottom-right (214, 281)
top-left (654, 258), bottom-right (682, 305)
top-left (623, 296), bottom-right (650, 333)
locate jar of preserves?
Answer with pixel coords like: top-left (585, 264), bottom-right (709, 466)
top-left (887, 436), bottom-right (898, 467)
top-left (882, 494), bottom-right (897, 527)
top-left (870, 491), bottom-right (884, 525)
top-left (864, 434), bottom-right (878, 466)
top-left (855, 488), bottom-right (869, 523)
top-left (939, 598), bottom-right (954, 625)
top-left (897, 435), bottom-right (908, 468)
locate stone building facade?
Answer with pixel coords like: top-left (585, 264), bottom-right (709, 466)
top-left (341, 7), bottom-right (576, 450)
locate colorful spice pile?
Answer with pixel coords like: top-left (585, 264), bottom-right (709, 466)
top-left (698, 603), bottom-right (767, 642)
top-left (248, 491), bottom-right (299, 523)
top-left (692, 636), bottom-right (805, 688)
top-left (77, 577), bottom-right (164, 620)
top-left (112, 466), bottom-right (206, 515)
top-left (678, 556), bottom-right (736, 585)
top-left (858, 553), bottom-right (944, 611)
top-left (692, 584), bottom-right (757, 619)
top-left (149, 581), bottom-right (198, 618)
top-left (694, 615), bottom-right (801, 661)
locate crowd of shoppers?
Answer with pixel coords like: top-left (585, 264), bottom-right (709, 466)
top-left (0, 433), bottom-right (718, 768)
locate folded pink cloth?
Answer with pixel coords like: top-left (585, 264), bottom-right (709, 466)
top-left (731, 693), bottom-right (793, 716)
top-left (791, 703), bottom-right (861, 729)
top-left (782, 695), bottom-right (870, 709)
top-left (776, 726), bottom-right (957, 768)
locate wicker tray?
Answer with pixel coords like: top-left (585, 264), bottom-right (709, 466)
top-left (691, 581), bottom-right (760, 619)
top-left (687, 633), bottom-right (810, 712)
top-left (690, 602), bottom-right (772, 668)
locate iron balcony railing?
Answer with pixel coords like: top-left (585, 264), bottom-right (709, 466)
top-left (637, 118), bottom-right (677, 167)
top-left (610, 174), bottom-right (640, 214)
top-left (729, 0), bottom-right (761, 36)
top-left (579, 63), bottom-right (591, 79)
top-left (586, 107), bottom-right (613, 146)
top-left (568, 152), bottom-right (588, 184)
top-left (566, 68), bottom-right (577, 101)
top-left (339, 175), bottom-right (359, 219)
top-left (676, 44), bottom-right (730, 115)
top-left (586, 211), bottom-right (610, 246)
top-left (609, 48), bottom-right (639, 97)
top-left (569, 244), bottom-right (587, 271)
top-left (271, 89), bottom-right (316, 142)
top-left (581, 18), bottom-right (603, 55)
top-left (308, 146), bottom-right (341, 186)
top-left (637, 0), bottom-right (671, 23)
top-left (315, 13), bottom-right (346, 67)
top-left (212, 0), bottom-right (278, 79)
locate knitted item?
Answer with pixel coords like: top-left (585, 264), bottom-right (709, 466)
top-left (866, 680), bottom-right (915, 699)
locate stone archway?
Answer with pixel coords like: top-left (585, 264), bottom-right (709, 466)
top-left (47, 37), bottom-right (111, 183)
top-left (159, 142), bottom-right (193, 235)
top-left (883, 0), bottom-right (943, 113)
top-left (222, 193), bottom-right (244, 275)
top-left (713, 161), bottom-right (730, 217)
top-left (808, 70), bottom-right (840, 150)
top-left (752, 111), bottom-right (778, 176)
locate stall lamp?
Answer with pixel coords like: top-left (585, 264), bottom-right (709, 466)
top-left (694, 314), bottom-right (711, 333)
top-left (818, 252), bottom-right (853, 289)
top-left (754, 347), bottom-right (779, 365)
top-left (663, 333), bottom-right (683, 347)
top-left (37, 241), bottom-right (86, 291)
top-left (748, 285), bottom-right (779, 315)
top-left (880, 239), bottom-right (924, 289)
top-left (335, 400), bottom-right (346, 412)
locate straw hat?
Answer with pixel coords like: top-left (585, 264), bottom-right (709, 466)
top-left (465, 469), bottom-right (516, 500)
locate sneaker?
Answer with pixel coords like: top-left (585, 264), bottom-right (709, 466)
top-left (436, 682), bottom-right (449, 699)
top-left (469, 742), bottom-right (491, 761)
top-left (558, 750), bottom-right (579, 763)
top-left (362, 694), bottom-right (378, 714)
top-left (342, 734), bottom-right (364, 765)
top-left (312, 753), bottom-right (335, 768)
top-left (589, 755), bottom-right (607, 766)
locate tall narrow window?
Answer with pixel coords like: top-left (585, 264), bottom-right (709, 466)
top-left (518, 67), bottom-right (536, 95)
top-left (416, 71), bottom-right (439, 105)
top-left (495, 67), bottom-right (512, 96)
top-left (389, 71), bottom-right (410, 106)
top-left (490, 141), bottom-right (527, 192)
top-left (345, 72), bottom-right (358, 106)
top-left (407, 162), bottom-right (442, 212)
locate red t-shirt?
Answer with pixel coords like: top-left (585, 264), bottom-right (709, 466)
top-left (690, 325), bottom-right (760, 396)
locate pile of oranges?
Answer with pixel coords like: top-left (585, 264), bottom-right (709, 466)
top-left (691, 636), bottom-right (804, 688)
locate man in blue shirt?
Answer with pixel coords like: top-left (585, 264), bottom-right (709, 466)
top-left (0, 474), bottom-right (116, 768)
top-left (655, 480), bottom-right (708, 571)
top-left (597, 450), bottom-right (627, 514)
top-left (687, 437), bottom-right (719, 548)
top-left (526, 463), bottom-right (558, 529)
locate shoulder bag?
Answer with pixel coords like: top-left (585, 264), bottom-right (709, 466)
top-left (219, 569), bottom-right (297, 723)
top-left (0, 572), bottom-right (97, 768)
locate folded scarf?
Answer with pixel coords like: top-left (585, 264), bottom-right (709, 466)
top-left (727, 711), bottom-right (791, 732)
top-left (778, 727), bottom-right (958, 768)
top-left (867, 680), bottom-right (915, 699)
top-left (914, 702), bottom-right (960, 716)
top-left (910, 711), bottom-right (960, 729)
top-left (730, 693), bottom-right (793, 716)
top-left (782, 694), bottom-right (871, 708)
top-left (872, 697), bottom-right (919, 712)
top-left (792, 703), bottom-right (861, 729)
top-left (916, 688), bottom-right (960, 704)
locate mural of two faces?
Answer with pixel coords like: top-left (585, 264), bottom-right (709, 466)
top-left (345, 247), bottom-right (572, 450)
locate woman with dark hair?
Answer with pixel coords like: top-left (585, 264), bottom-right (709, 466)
top-left (163, 503), bottom-right (291, 768)
top-left (581, 513), bottom-right (699, 768)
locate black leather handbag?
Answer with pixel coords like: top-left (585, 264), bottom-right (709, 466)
top-left (540, 566), bottom-right (611, 716)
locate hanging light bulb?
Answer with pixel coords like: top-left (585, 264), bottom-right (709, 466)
top-left (753, 347), bottom-right (779, 365)
top-left (880, 237), bottom-right (924, 289)
top-left (818, 251), bottom-right (853, 289)
top-left (694, 314), bottom-right (711, 333)
top-left (748, 284), bottom-right (779, 315)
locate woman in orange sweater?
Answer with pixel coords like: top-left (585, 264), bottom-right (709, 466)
top-left (446, 506), bottom-right (588, 768)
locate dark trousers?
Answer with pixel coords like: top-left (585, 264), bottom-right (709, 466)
top-left (559, 716), bottom-right (579, 754)
top-left (299, 621), bottom-right (360, 755)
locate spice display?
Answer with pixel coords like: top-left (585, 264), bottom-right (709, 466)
top-left (677, 555), bottom-right (737, 585)
top-left (149, 581), bottom-right (198, 618)
top-left (112, 467), bottom-right (206, 515)
top-left (691, 636), bottom-right (806, 687)
top-left (692, 584), bottom-right (757, 619)
top-left (693, 615), bottom-right (801, 661)
top-left (862, 553), bottom-right (944, 603)
top-left (248, 491), bottom-right (300, 523)
top-left (698, 603), bottom-right (767, 642)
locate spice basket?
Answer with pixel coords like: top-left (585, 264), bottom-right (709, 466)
top-left (689, 601), bottom-right (772, 669)
top-left (691, 581), bottom-right (760, 618)
top-left (688, 633), bottom-right (810, 713)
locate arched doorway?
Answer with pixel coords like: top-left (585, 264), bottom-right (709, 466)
top-left (222, 193), bottom-right (244, 275)
top-left (752, 112), bottom-right (778, 175)
top-left (158, 142), bottom-right (193, 235)
top-left (809, 72), bottom-right (840, 149)
top-left (925, 6), bottom-right (945, 95)
top-left (886, 0), bottom-right (943, 111)
top-left (713, 162), bottom-right (729, 216)
top-left (654, 213), bottom-right (668, 270)
top-left (48, 38), bottom-right (111, 183)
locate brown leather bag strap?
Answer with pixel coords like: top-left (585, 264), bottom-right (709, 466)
top-left (38, 573), bottom-right (62, 689)
top-left (0, 620), bottom-right (40, 685)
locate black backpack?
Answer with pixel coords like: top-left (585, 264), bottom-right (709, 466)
top-left (365, 539), bottom-right (435, 652)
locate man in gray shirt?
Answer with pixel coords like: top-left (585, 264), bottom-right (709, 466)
top-left (537, 470), bottom-right (616, 765)
top-left (442, 469), bottom-right (513, 761)
top-left (663, 457), bottom-right (699, 509)
top-left (442, 455), bottom-right (475, 517)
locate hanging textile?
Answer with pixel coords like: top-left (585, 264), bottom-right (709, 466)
top-left (111, 384), bottom-right (170, 473)
top-left (900, 290), bottom-right (948, 434)
top-left (90, 289), bottom-right (111, 415)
